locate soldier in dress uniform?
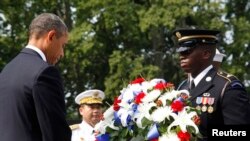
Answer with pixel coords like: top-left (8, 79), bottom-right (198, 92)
top-left (177, 48), bottom-right (226, 90)
top-left (172, 28), bottom-right (250, 140)
top-left (70, 89), bottom-right (105, 141)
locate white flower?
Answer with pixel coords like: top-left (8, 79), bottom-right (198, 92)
top-left (142, 89), bottom-right (161, 103)
top-left (158, 90), bottom-right (189, 106)
top-left (141, 81), bottom-right (153, 92)
top-left (94, 120), bottom-right (118, 134)
top-left (129, 83), bottom-right (143, 93)
top-left (117, 102), bottom-right (134, 127)
top-left (119, 87), bottom-right (135, 102)
top-left (150, 78), bottom-right (166, 86)
top-left (151, 106), bottom-right (173, 123)
top-left (134, 102), bottom-right (156, 128)
top-left (94, 106), bottom-right (118, 134)
top-left (103, 106), bottom-right (115, 119)
top-left (168, 107), bottom-right (199, 134)
top-left (159, 132), bottom-right (179, 141)
top-left (158, 91), bottom-right (177, 106)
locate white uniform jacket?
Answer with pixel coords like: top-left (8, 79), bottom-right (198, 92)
top-left (71, 121), bottom-right (96, 141)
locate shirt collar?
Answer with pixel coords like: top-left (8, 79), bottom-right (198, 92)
top-left (190, 65), bottom-right (213, 86)
top-left (25, 45), bottom-right (47, 62)
top-left (79, 120), bottom-right (94, 131)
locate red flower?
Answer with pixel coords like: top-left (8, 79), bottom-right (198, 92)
top-left (134, 92), bottom-right (146, 104)
top-left (177, 131), bottom-right (190, 141)
top-left (171, 100), bottom-right (184, 112)
top-left (154, 82), bottom-right (174, 90)
top-left (192, 115), bottom-right (201, 125)
top-left (150, 138), bottom-right (158, 141)
top-left (130, 77), bottom-right (145, 84)
top-left (113, 97), bottom-right (121, 111)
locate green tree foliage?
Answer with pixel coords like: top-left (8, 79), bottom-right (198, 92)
top-left (104, 50), bottom-right (160, 100)
top-left (223, 0), bottom-right (250, 88)
top-left (1, 0), bottom-right (250, 120)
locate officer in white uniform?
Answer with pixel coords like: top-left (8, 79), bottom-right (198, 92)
top-left (70, 89), bottom-right (105, 141)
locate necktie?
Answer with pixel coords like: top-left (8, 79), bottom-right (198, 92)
top-left (190, 80), bottom-right (195, 90)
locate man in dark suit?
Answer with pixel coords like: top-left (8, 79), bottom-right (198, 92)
top-left (0, 13), bottom-right (71, 141)
top-left (173, 29), bottom-right (250, 140)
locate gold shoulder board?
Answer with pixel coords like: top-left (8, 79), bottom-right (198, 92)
top-left (70, 124), bottom-right (80, 130)
top-left (217, 71), bottom-right (238, 82)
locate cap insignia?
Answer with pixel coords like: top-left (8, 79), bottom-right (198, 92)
top-left (93, 91), bottom-right (99, 98)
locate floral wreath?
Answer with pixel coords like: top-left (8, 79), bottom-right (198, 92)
top-left (94, 77), bottom-right (201, 141)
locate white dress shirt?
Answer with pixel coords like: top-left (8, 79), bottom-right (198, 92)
top-left (26, 45), bottom-right (47, 62)
top-left (189, 65), bottom-right (213, 87)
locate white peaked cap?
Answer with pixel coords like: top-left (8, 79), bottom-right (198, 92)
top-left (75, 89), bottom-right (105, 105)
top-left (213, 49), bottom-right (226, 62)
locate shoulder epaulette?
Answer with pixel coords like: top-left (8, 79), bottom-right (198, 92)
top-left (217, 71), bottom-right (245, 89)
top-left (217, 71), bottom-right (238, 82)
top-left (70, 124), bottom-right (80, 130)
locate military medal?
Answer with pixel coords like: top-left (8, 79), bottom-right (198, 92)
top-left (201, 97), bottom-right (208, 112)
top-left (196, 105), bottom-right (201, 111)
top-left (195, 97), bottom-right (202, 111)
top-left (207, 106), bottom-right (213, 113)
top-left (207, 97), bottom-right (215, 113)
top-left (201, 105), bottom-right (207, 112)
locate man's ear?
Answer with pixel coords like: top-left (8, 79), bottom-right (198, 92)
top-left (203, 49), bottom-right (212, 59)
top-left (47, 30), bottom-right (56, 41)
top-left (79, 106), bottom-right (84, 114)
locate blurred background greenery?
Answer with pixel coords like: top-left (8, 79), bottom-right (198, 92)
top-left (1, 0), bottom-right (250, 121)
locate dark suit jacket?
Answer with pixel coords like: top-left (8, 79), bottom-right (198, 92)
top-left (0, 48), bottom-right (71, 141)
top-left (178, 68), bottom-right (250, 138)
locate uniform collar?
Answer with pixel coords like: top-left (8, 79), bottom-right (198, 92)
top-left (25, 45), bottom-right (47, 62)
top-left (79, 120), bottom-right (94, 132)
top-left (190, 65), bottom-right (213, 86)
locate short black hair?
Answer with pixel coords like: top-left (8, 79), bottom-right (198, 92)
top-left (29, 13), bottom-right (68, 39)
